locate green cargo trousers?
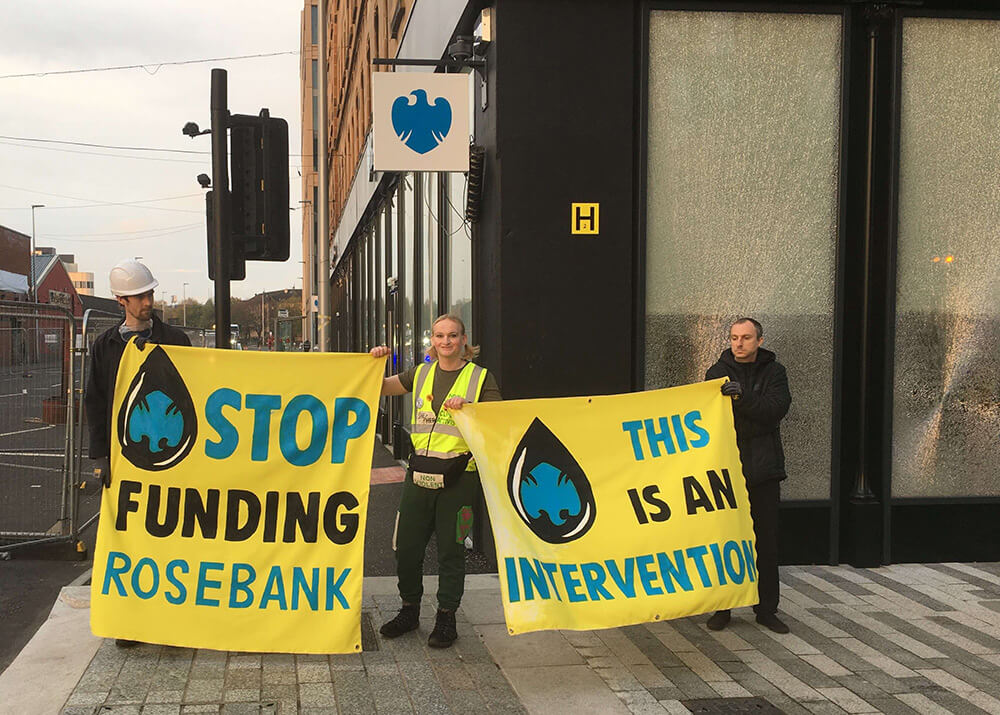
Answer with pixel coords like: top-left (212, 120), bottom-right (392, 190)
top-left (394, 469), bottom-right (477, 611)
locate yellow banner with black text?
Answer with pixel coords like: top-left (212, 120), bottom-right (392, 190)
top-left (91, 342), bottom-right (383, 653)
top-left (453, 380), bottom-right (758, 634)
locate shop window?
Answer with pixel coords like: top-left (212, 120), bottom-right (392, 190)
top-left (891, 17), bottom-right (1000, 498)
top-left (400, 175), bottom-right (416, 428)
top-left (419, 173), bottom-right (439, 360)
top-left (401, 174), bottom-right (416, 372)
top-left (368, 221), bottom-right (377, 349)
top-left (346, 256), bottom-right (355, 352)
top-left (445, 172), bottom-right (473, 336)
top-left (377, 202), bottom-right (389, 346)
top-left (644, 10), bottom-right (842, 501)
top-left (358, 233), bottom-right (368, 351)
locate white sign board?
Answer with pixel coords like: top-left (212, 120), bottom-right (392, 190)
top-left (278, 308), bottom-right (289, 318)
top-left (373, 73), bottom-right (469, 172)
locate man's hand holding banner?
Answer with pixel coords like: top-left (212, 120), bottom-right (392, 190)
top-left (453, 379), bottom-right (758, 635)
top-left (91, 342), bottom-right (383, 653)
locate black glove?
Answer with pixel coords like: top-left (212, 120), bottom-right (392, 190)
top-left (721, 380), bottom-right (743, 399)
top-left (94, 456), bottom-right (111, 488)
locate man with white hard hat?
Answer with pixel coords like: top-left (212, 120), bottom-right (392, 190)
top-left (83, 259), bottom-right (190, 647)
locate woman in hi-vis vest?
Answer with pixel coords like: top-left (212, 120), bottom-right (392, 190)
top-left (370, 314), bottom-right (501, 648)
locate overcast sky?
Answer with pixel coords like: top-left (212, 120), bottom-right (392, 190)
top-left (0, 1), bottom-right (304, 303)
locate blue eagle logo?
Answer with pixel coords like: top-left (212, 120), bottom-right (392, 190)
top-left (117, 343), bottom-right (197, 471)
top-left (391, 89), bottom-right (452, 155)
top-left (507, 418), bottom-right (596, 544)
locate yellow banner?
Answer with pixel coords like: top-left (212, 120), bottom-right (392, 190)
top-left (91, 343), bottom-right (383, 653)
top-left (453, 379), bottom-right (758, 634)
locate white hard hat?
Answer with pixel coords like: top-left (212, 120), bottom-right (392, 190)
top-left (109, 259), bottom-right (158, 297)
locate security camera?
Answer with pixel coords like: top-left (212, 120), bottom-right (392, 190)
top-left (473, 37), bottom-right (491, 58)
top-left (448, 36), bottom-right (474, 62)
top-left (183, 122), bottom-right (211, 138)
top-left (196, 173), bottom-right (211, 189)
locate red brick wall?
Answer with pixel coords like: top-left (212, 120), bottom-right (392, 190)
top-left (37, 260), bottom-right (83, 317)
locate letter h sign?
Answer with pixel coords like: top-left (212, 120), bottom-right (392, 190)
top-left (571, 203), bottom-right (599, 235)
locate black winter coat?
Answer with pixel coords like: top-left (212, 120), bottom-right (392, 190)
top-left (705, 347), bottom-right (791, 486)
top-left (84, 316), bottom-right (191, 459)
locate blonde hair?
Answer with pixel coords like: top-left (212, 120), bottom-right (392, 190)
top-left (426, 313), bottom-right (480, 361)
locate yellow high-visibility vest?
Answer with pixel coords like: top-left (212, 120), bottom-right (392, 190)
top-left (410, 361), bottom-right (488, 471)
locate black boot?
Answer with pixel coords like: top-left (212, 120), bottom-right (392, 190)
top-left (706, 609), bottom-right (731, 631)
top-left (427, 609), bottom-right (457, 648)
top-left (379, 603), bottom-right (420, 638)
top-left (755, 612), bottom-right (790, 634)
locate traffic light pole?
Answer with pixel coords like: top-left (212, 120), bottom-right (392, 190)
top-left (210, 68), bottom-right (232, 350)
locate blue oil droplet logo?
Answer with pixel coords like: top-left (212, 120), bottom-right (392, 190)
top-left (116, 345), bottom-right (197, 471)
top-left (507, 418), bottom-right (596, 544)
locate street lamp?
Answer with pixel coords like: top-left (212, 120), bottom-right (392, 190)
top-left (182, 282), bottom-right (189, 326)
top-left (29, 204), bottom-right (44, 301)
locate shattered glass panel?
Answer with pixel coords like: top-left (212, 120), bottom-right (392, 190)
top-left (645, 11), bottom-right (842, 501)
top-left (892, 18), bottom-right (1000, 498)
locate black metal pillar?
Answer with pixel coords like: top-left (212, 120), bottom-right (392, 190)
top-left (211, 68), bottom-right (232, 350)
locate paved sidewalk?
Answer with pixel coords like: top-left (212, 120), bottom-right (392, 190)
top-left (3, 563), bottom-right (1000, 713)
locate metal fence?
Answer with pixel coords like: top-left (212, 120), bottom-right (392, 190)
top-left (0, 302), bottom-right (217, 555)
top-left (67, 308), bottom-right (128, 545)
top-left (0, 300), bottom-right (78, 551)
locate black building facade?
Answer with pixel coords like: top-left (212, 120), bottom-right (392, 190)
top-left (328, 0), bottom-right (1000, 567)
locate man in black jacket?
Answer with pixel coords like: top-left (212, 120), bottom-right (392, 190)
top-left (85, 259), bottom-right (191, 483)
top-left (704, 317), bottom-right (791, 634)
top-left (84, 260), bottom-right (189, 649)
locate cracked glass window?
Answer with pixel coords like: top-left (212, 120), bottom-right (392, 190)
top-left (892, 18), bottom-right (1000, 498)
top-left (645, 10), bottom-right (842, 501)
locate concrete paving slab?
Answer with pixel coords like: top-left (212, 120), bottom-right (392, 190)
top-left (8, 564), bottom-right (1000, 713)
top-left (460, 587), bottom-right (507, 625)
top-left (477, 624), bottom-right (584, 668)
top-left (0, 585), bottom-right (100, 715)
top-left (503, 664), bottom-right (630, 714)
top-left (614, 688), bottom-right (669, 714)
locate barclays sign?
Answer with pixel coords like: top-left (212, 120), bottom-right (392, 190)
top-left (373, 73), bottom-right (470, 172)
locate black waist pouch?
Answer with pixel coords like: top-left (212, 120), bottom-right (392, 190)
top-left (408, 452), bottom-right (472, 489)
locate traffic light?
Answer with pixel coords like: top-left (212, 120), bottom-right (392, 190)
top-left (230, 109), bottom-right (290, 262)
top-left (206, 191), bottom-right (246, 280)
